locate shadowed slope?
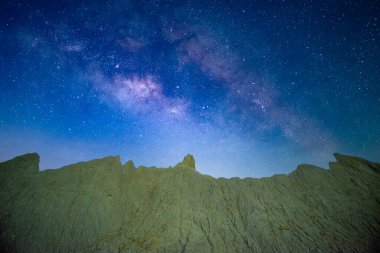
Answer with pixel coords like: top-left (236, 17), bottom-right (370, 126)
top-left (0, 153), bottom-right (379, 252)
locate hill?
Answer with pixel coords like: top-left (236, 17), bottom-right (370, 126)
top-left (0, 153), bottom-right (379, 252)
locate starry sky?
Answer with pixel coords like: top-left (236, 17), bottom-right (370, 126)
top-left (0, 0), bottom-right (379, 178)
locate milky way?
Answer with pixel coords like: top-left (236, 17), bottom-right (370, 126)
top-left (0, 0), bottom-right (379, 177)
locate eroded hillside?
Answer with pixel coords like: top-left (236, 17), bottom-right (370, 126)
top-left (0, 153), bottom-right (379, 252)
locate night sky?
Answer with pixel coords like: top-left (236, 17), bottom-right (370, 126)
top-left (0, 0), bottom-right (379, 178)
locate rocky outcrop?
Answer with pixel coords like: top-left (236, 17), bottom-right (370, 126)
top-left (0, 153), bottom-right (379, 252)
top-left (174, 154), bottom-right (195, 170)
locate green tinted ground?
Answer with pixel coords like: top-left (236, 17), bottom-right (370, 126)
top-left (0, 153), bottom-right (379, 252)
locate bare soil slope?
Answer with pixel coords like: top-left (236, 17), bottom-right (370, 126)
top-left (0, 153), bottom-right (379, 252)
